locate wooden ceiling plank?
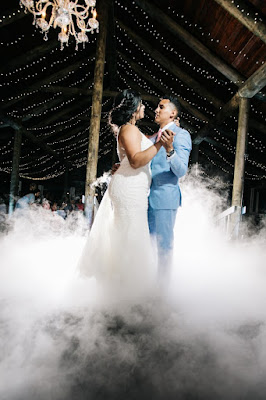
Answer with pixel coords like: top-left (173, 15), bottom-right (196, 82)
top-left (213, 0), bottom-right (266, 45)
top-left (117, 19), bottom-right (224, 109)
top-left (194, 63), bottom-right (266, 143)
top-left (134, 0), bottom-right (244, 86)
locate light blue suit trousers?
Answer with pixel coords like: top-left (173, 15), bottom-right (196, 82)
top-left (148, 122), bottom-right (192, 266)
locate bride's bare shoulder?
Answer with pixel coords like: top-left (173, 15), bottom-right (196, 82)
top-left (119, 124), bottom-right (140, 138)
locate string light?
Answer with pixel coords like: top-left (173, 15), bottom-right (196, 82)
top-left (118, 54), bottom-right (214, 119)
top-left (0, 0), bottom-right (265, 182)
top-left (0, 8), bottom-right (22, 24)
top-left (118, 0), bottom-right (236, 91)
top-left (199, 149), bottom-right (232, 175)
top-left (116, 24), bottom-right (222, 113)
top-left (166, 4), bottom-right (265, 67)
top-left (0, 34), bottom-right (25, 47)
top-left (205, 142), bottom-right (266, 179)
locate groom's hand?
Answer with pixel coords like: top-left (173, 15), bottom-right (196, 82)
top-left (160, 129), bottom-right (175, 152)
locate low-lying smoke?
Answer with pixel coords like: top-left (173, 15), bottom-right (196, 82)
top-left (0, 169), bottom-right (265, 400)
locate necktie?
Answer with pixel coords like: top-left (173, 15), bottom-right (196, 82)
top-left (156, 129), bottom-right (163, 143)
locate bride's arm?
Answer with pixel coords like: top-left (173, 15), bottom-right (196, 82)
top-left (119, 125), bottom-right (162, 169)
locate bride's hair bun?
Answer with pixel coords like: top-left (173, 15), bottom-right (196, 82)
top-left (109, 89), bottom-right (142, 133)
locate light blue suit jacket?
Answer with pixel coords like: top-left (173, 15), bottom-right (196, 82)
top-left (149, 122), bottom-right (192, 210)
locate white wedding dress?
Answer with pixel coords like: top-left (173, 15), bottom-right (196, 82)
top-left (79, 131), bottom-right (156, 291)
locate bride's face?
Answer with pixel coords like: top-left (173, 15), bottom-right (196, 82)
top-left (135, 101), bottom-right (145, 121)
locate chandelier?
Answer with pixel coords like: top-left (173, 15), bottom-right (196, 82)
top-left (20, 0), bottom-right (99, 50)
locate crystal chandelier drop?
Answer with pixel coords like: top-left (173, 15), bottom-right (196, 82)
top-left (20, 0), bottom-right (99, 50)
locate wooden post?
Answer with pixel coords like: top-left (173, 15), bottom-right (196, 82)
top-left (9, 129), bottom-right (22, 215)
top-left (85, 0), bottom-right (109, 225)
top-left (229, 97), bottom-right (249, 239)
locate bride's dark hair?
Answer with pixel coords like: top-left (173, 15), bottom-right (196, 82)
top-left (108, 89), bottom-right (142, 134)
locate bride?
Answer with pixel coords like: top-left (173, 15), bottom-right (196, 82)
top-left (79, 90), bottom-right (172, 292)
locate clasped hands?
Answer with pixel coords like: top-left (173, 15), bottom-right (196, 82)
top-left (159, 116), bottom-right (179, 152)
top-left (159, 129), bottom-right (175, 152)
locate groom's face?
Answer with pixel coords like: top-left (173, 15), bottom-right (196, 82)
top-left (155, 99), bottom-right (177, 127)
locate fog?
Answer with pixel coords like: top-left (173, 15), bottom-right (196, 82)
top-left (0, 169), bottom-right (265, 400)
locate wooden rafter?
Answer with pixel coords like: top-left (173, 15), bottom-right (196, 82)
top-left (194, 63), bottom-right (266, 144)
top-left (0, 40), bottom-right (58, 74)
top-left (213, 0), bottom-right (266, 45)
top-left (119, 51), bottom-right (210, 123)
top-left (2, 56), bottom-right (95, 110)
top-left (106, 0), bottom-right (118, 90)
top-left (0, 7), bottom-right (26, 28)
top-left (238, 63), bottom-right (266, 98)
top-left (117, 19), bottom-right (224, 109)
top-left (29, 99), bottom-right (91, 129)
top-left (41, 86), bottom-right (159, 102)
top-left (21, 78), bottom-right (94, 123)
top-left (118, 52), bottom-right (265, 140)
top-left (0, 111), bottom-right (71, 167)
top-left (134, 0), bottom-right (243, 86)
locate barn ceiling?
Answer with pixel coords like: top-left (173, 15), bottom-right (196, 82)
top-left (0, 0), bottom-right (265, 188)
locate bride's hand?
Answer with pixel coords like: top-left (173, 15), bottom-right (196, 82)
top-left (174, 117), bottom-right (180, 127)
top-left (111, 163), bottom-right (120, 175)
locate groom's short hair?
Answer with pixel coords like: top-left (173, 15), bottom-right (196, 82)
top-left (162, 95), bottom-right (181, 116)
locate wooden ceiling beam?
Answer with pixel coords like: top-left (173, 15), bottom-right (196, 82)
top-left (194, 63), bottom-right (266, 144)
top-left (201, 144), bottom-right (265, 177)
top-left (0, 111), bottom-right (71, 167)
top-left (134, 0), bottom-right (243, 86)
top-left (29, 99), bottom-right (91, 129)
top-left (0, 40), bottom-right (58, 74)
top-left (119, 51), bottom-right (210, 123)
top-left (22, 94), bottom-right (68, 122)
top-left (2, 56), bottom-right (95, 110)
top-left (46, 124), bottom-right (88, 143)
top-left (194, 94), bottom-right (240, 145)
top-left (213, 0), bottom-right (266, 45)
top-left (116, 73), bottom-right (196, 134)
top-left (41, 86), bottom-right (159, 102)
top-left (238, 63), bottom-right (266, 98)
top-left (21, 78), bottom-right (94, 123)
top-left (117, 19), bottom-right (224, 110)
top-left (0, 8), bottom-right (26, 28)
top-left (106, 0), bottom-right (118, 90)
top-left (81, 116), bottom-right (161, 130)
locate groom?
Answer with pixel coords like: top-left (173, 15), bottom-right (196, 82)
top-left (148, 95), bottom-right (192, 279)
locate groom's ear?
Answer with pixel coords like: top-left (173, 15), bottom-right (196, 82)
top-left (170, 109), bottom-right (178, 119)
